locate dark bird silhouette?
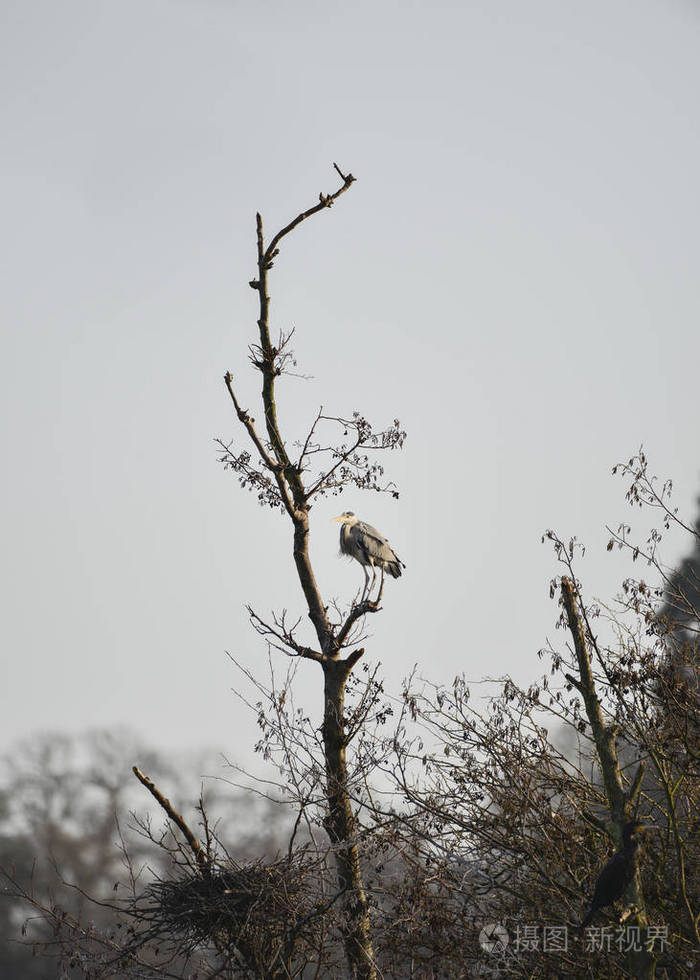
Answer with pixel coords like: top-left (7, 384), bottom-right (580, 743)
top-left (581, 821), bottom-right (646, 928)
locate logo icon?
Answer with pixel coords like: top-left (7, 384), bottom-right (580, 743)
top-left (479, 922), bottom-right (509, 953)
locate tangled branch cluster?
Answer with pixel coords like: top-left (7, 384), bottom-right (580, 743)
top-left (217, 411), bottom-right (406, 512)
top-left (135, 856), bottom-right (322, 962)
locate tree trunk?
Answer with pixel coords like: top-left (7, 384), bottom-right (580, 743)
top-left (321, 658), bottom-right (377, 980)
top-left (561, 577), bottom-right (655, 980)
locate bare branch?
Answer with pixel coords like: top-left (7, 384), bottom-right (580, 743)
top-left (247, 606), bottom-right (324, 663)
top-left (264, 166), bottom-right (356, 265)
top-left (132, 766), bottom-right (209, 874)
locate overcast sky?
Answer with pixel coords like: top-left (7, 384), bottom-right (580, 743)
top-left (2, 0), bottom-right (699, 772)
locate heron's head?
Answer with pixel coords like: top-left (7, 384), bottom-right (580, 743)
top-left (333, 511), bottom-right (357, 525)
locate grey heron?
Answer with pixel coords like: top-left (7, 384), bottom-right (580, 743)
top-left (333, 511), bottom-right (404, 597)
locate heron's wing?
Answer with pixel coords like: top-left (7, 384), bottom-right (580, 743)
top-left (355, 522), bottom-right (403, 567)
top-left (355, 521), bottom-right (390, 547)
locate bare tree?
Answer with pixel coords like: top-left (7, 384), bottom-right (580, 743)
top-left (217, 162), bottom-right (405, 979)
top-left (351, 453), bottom-right (698, 979)
top-left (2, 165), bottom-right (406, 980)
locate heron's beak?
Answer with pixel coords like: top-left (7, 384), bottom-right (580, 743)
top-left (332, 515), bottom-right (345, 522)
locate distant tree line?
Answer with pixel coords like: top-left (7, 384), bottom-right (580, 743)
top-left (0, 731), bottom-right (291, 979)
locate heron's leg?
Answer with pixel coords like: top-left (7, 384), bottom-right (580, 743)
top-left (369, 563), bottom-right (377, 598)
top-left (361, 564), bottom-right (370, 600)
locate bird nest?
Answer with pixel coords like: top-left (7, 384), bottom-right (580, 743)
top-left (138, 857), bottom-right (316, 952)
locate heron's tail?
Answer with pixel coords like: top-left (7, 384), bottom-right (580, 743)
top-left (386, 557), bottom-right (405, 579)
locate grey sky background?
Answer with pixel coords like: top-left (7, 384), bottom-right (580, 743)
top-left (2, 0), bottom-right (699, 771)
